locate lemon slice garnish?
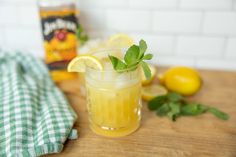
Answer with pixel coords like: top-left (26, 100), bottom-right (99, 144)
top-left (107, 33), bottom-right (134, 48)
top-left (142, 85), bottom-right (168, 101)
top-left (68, 55), bottom-right (103, 72)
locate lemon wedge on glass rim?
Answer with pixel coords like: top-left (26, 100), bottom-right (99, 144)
top-left (67, 55), bottom-right (103, 72)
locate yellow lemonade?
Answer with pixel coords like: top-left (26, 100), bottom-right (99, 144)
top-left (85, 64), bottom-right (142, 137)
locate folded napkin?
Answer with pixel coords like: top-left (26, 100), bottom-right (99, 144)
top-left (0, 51), bottom-right (77, 157)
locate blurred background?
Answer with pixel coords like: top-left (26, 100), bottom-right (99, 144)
top-left (0, 0), bottom-right (236, 70)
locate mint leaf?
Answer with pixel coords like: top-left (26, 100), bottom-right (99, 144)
top-left (76, 25), bottom-right (89, 45)
top-left (108, 55), bottom-right (127, 71)
top-left (208, 107), bottom-right (229, 120)
top-left (168, 103), bottom-right (181, 121)
top-left (124, 45), bottom-right (140, 65)
top-left (181, 103), bottom-right (208, 116)
top-left (148, 92), bottom-right (230, 122)
top-left (138, 39), bottom-right (147, 59)
top-left (143, 54), bottom-right (153, 60)
top-left (156, 103), bottom-right (170, 116)
top-left (167, 92), bottom-right (183, 102)
top-left (148, 95), bottom-right (167, 110)
top-left (109, 39), bottom-right (153, 74)
top-left (141, 61), bottom-right (151, 80)
top-left (79, 35), bottom-right (89, 45)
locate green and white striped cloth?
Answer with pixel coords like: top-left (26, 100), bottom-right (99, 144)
top-left (0, 51), bottom-right (78, 157)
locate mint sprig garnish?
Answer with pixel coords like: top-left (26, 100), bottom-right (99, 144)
top-left (148, 92), bottom-right (229, 121)
top-left (108, 39), bottom-right (153, 79)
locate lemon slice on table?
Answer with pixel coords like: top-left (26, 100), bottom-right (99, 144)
top-left (142, 85), bottom-right (168, 101)
top-left (141, 64), bottom-right (157, 85)
top-left (68, 55), bottom-right (103, 72)
top-left (107, 33), bottom-right (134, 48)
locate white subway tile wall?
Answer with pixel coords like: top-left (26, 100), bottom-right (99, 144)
top-left (176, 36), bottom-right (224, 57)
top-left (79, 0), bottom-right (127, 8)
top-left (18, 5), bottom-right (40, 28)
top-left (107, 10), bottom-right (151, 31)
top-left (153, 11), bottom-right (202, 33)
top-left (0, 0), bottom-right (235, 70)
top-left (129, 0), bottom-right (178, 9)
top-left (79, 9), bottom-right (105, 31)
top-left (0, 28), bottom-right (5, 48)
top-left (180, 0), bottom-right (232, 10)
top-left (0, 5), bottom-right (19, 26)
top-left (203, 12), bottom-right (236, 35)
top-left (226, 38), bottom-right (236, 58)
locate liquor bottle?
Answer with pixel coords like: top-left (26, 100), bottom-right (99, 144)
top-left (38, 0), bottom-right (79, 81)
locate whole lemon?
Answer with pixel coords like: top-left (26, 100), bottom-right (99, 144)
top-left (159, 66), bottom-right (202, 96)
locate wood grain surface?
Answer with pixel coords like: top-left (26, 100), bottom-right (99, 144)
top-left (45, 68), bottom-right (236, 157)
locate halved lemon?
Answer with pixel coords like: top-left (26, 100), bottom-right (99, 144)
top-left (107, 33), bottom-right (134, 48)
top-left (142, 64), bottom-right (157, 85)
top-left (142, 84), bottom-right (168, 101)
top-left (67, 55), bottom-right (103, 72)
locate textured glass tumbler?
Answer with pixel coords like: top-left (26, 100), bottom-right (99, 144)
top-left (85, 62), bottom-right (142, 137)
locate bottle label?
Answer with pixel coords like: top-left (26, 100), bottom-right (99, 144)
top-left (40, 10), bottom-right (78, 70)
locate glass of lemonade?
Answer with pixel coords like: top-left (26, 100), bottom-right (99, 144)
top-left (84, 50), bottom-right (142, 137)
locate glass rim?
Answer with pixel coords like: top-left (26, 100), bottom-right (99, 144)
top-left (86, 48), bottom-right (140, 73)
top-left (86, 64), bottom-right (140, 73)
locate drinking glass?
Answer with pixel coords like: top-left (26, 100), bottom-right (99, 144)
top-left (85, 51), bottom-right (142, 137)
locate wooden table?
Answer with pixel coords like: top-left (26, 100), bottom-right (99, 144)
top-left (46, 68), bottom-right (236, 157)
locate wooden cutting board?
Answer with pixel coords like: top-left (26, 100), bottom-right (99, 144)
top-left (46, 68), bottom-right (236, 157)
